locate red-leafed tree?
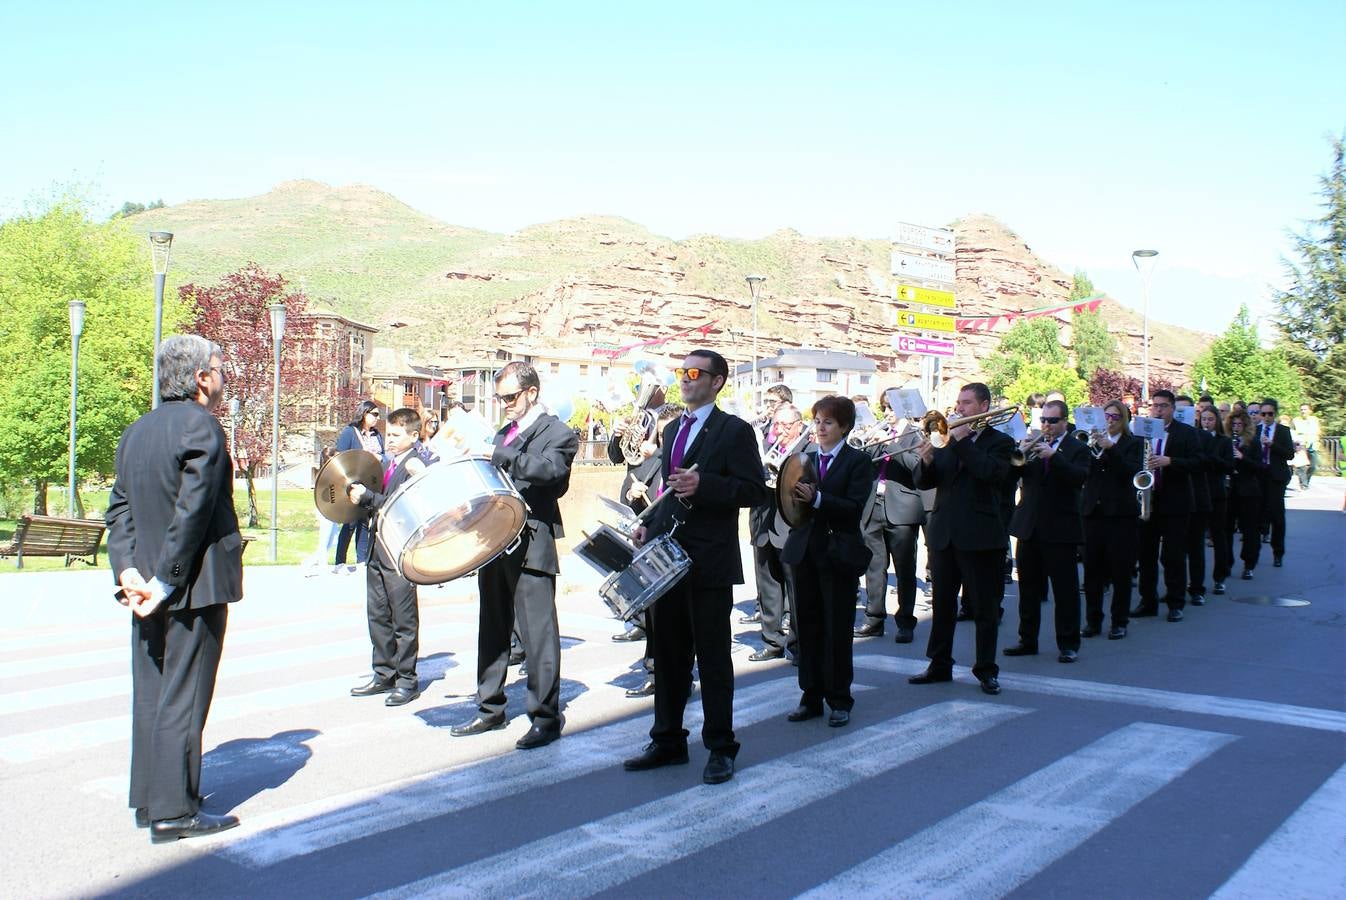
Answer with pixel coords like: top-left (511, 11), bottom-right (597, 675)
top-left (1088, 368), bottom-right (1176, 409)
top-left (182, 264), bottom-right (351, 526)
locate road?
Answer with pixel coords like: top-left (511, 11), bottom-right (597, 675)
top-left (2, 478), bottom-right (1343, 898)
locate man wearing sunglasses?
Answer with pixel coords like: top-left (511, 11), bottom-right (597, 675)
top-left (450, 362), bottom-right (578, 750)
top-left (623, 350), bottom-right (768, 785)
top-left (1256, 398), bottom-right (1296, 567)
top-left (1132, 389), bottom-right (1201, 623)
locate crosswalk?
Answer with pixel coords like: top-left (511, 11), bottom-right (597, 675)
top-left (4, 571), bottom-right (1345, 899)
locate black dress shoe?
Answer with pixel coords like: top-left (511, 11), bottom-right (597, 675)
top-left (787, 704), bottom-right (824, 722)
top-left (748, 647), bottom-right (784, 662)
top-left (623, 741), bottom-right (689, 771)
top-left (828, 709), bottom-right (850, 728)
top-left (703, 751), bottom-right (734, 784)
top-left (1190, 592), bottom-right (1206, 607)
top-left (908, 668), bottom-right (953, 685)
top-left (515, 723), bottom-right (561, 750)
top-left (739, 611), bottom-right (762, 624)
top-left (135, 807), bottom-right (150, 829)
top-left (612, 628), bottom-right (646, 643)
top-left (1213, 582), bottom-right (1226, 595)
top-left (1241, 569), bottom-right (1254, 580)
top-left (978, 676), bottom-right (1001, 695)
top-left (1108, 625), bottom-right (1127, 640)
top-left (853, 622), bottom-right (883, 638)
top-left (150, 811), bottom-right (239, 844)
top-left (1058, 650), bottom-right (1078, 663)
top-left (1274, 555), bottom-right (1283, 567)
top-left (894, 626), bottom-right (914, 644)
top-left (350, 676), bottom-right (394, 697)
top-left (1081, 625), bottom-right (1102, 638)
top-left (1003, 643), bottom-right (1037, 656)
top-left (1130, 604), bottom-right (1159, 617)
top-left (385, 686), bottom-right (419, 706)
top-left (450, 713), bottom-right (507, 737)
top-left (1167, 609), bottom-right (1184, 622)
top-left (625, 678), bottom-right (655, 698)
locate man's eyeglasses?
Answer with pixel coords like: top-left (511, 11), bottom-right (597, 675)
top-left (495, 389), bottom-right (525, 404)
top-left (1040, 416), bottom-right (1063, 425)
top-left (674, 367), bottom-right (712, 381)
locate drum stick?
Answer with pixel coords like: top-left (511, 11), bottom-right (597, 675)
top-left (636, 463), bottom-right (698, 523)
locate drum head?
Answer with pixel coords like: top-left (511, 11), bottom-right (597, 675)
top-left (314, 450), bottom-right (384, 524)
top-left (400, 491), bottom-right (527, 585)
top-left (776, 451), bottom-right (817, 528)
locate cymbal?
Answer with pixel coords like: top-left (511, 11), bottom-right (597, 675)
top-left (776, 452), bottom-right (817, 528)
top-left (314, 450), bottom-right (384, 524)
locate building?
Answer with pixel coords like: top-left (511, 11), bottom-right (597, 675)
top-left (364, 347), bottom-right (451, 421)
top-left (298, 308), bottom-right (379, 427)
top-left (734, 348), bottom-right (878, 413)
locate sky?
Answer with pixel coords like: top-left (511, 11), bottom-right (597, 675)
top-left (3, 1), bottom-right (1343, 336)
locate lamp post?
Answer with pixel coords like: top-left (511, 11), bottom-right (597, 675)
top-left (269, 302), bottom-right (286, 562)
top-left (148, 232), bottom-right (174, 408)
top-left (745, 275), bottom-right (766, 408)
top-left (228, 397), bottom-right (240, 471)
top-left (1131, 250), bottom-right (1158, 402)
top-left (67, 300), bottom-right (86, 517)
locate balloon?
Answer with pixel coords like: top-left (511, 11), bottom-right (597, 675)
top-left (549, 395), bottom-right (574, 424)
top-left (633, 359), bottom-right (652, 375)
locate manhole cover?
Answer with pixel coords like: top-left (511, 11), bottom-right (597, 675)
top-left (1228, 595), bottom-right (1311, 608)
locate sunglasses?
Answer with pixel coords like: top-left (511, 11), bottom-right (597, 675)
top-left (1104, 413), bottom-right (1122, 421)
top-left (1040, 416), bottom-right (1063, 424)
top-left (674, 367), bottom-right (713, 381)
top-left (495, 390), bottom-right (526, 404)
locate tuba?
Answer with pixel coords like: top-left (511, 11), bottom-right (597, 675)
top-left (616, 382), bottom-right (666, 464)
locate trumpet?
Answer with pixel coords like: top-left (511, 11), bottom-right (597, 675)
top-left (763, 433), bottom-right (808, 488)
top-left (1084, 428), bottom-right (1114, 459)
top-left (1011, 429), bottom-right (1048, 466)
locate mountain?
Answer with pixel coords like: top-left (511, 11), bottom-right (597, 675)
top-left (126, 180), bottom-right (1209, 388)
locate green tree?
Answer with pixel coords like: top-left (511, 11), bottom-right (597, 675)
top-left (1190, 305), bottom-right (1303, 405)
top-left (982, 318), bottom-right (1068, 395)
top-left (0, 198), bottom-right (191, 515)
top-left (1070, 270), bottom-right (1097, 302)
top-left (1070, 308), bottom-right (1120, 381)
top-left (1273, 133), bottom-right (1346, 433)
top-left (1003, 361), bottom-right (1089, 412)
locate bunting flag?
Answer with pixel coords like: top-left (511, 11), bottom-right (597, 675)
top-left (955, 296), bottom-right (1105, 332)
top-left (590, 320), bottom-right (718, 360)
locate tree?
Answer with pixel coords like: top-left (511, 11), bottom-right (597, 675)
top-left (1087, 368), bottom-right (1175, 406)
top-left (1002, 361), bottom-right (1089, 411)
top-left (1190, 305), bottom-right (1303, 406)
top-left (1069, 270), bottom-right (1096, 302)
top-left (0, 199), bottom-right (190, 515)
top-left (982, 318), bottom-right (1068, 395)
top-left (1070, 308), bottom-right (1120, 381)
top-left (111, 199), bottom-right (165, 220)
top-left (1273, 133), bottom-right (1346, 433)
top-left (183, 264), bottom-right (334, 526)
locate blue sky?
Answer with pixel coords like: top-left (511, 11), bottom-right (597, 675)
top-left (3, 1), bottom-right (1343, 335)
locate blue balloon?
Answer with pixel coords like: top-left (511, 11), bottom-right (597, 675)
top-left (633, 359), bottom-right (652, 375)
top-left (550, 396), bottom-right (574, 423)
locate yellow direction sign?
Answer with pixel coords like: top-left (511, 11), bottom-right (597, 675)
top-left (895, 284), bottom-right (956, 309)
top-left (896, 310), bottom-right (956, 334)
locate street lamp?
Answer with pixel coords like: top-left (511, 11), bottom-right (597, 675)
top-left (269, 302), bottom-right (286, 562)
top-left (148, 232), bottom-right (174, 408)
top-left (745, 275), bottom-right (766, 408)
top-left (1132, 250), bottom-right (1158, 402)
top-left (67, 300), bottom-right (86, 517)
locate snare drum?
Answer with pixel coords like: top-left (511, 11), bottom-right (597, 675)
top-left (573, 524), bottom-right (691, 621)
top-left (376, 456), bottom-right (527, 585)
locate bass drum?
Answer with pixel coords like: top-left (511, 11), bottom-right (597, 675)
top-left (376, 456), bottom-right (527, 585)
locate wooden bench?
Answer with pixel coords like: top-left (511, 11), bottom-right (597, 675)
top-left (0, 514), bottom-right (107, 569)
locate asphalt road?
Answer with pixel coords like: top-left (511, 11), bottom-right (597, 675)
top-left (3, 478), bottom-right (1343, 899)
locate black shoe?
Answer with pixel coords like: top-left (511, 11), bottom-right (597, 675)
top-left (1130, 604), bottom-right (1159, 618)
top-left (625, 678), bottom-right (655, 698)
top-left (1004, 572), bottom-right (1014, 584)
top-left (1167, 609), bottom-right (1185, 622)
top-left (979, 676), bottom-right (1001, 695)
top-left (611, 628), bottom-right (646, 643)
top-left (1081, 625), bottom-right (1102, 638)
top-left (385, 686), bottom-right (419, 706)
top-left (894, 626), bottom-right (914, 644)
top-left (623, 742), bottom-right (689, 771)
top-left (515, 723), bottom-right (561, 750)
top-left (1241, 569), bottom-right (1254, 580)
top-left (1058, 650), bottom-right (1078, 663)
top-left (450, 713), bottom-right (507, 737)
top-left (150, 812), bottom-right (240, 844)
top-left (1108, 625), bottom-right (1127, 640)
top-left (787, 704), bottom-right (824, 722)
top-left (749, 647), bottom-right (784, 662)
top-left (828, 709), bottom-right (850, 728)
top-left (908, 668), bottom-right (953, 685)
top-left (1274, 555), bottom-right (1283, 567)
top-left (703, 752), bottom-right (734, 784)
top-left (1213, 582), bottom-right (1226, 595)
top-left (955, 608), bottom-right (974, 621)
top-left (350, 676), bottom-right (394, 697)
top-left (739, 611), bottom-right (762, 624)
top-left (135, 807), bottom-right (150, 829)
top-left (1191, 593), bottom-right (1206, 606)
top-left (853, 622), bottom-right (883, 638)
top-left (1003, 644), bottom-right (1037, 657)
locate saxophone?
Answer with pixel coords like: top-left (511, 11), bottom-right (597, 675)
top-left (1132, 438), bottom-right (1154, 521)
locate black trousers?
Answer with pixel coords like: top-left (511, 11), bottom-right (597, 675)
top-left (1185, 509), bottom-right (1210, 596)
top-left (861, 514), bottom-right (919, 630)
top-left (1262, 479), bottom-right (1288, 556)
top-left (1083, 517), bottom-right (1136, 629)
top-left (1138, 512), bottom-right (1189, 609)
top-left (790, 556), bottom-right (856, 712)
top-left (1209, 498), bottom-right (1232, 583)
top-left (926, 546), bottom-right (1002, 680)
top-left (1234, 493), bottom-right (1264, 569)
top-left (754, 540), bottom-right (796, 655)
top-left (1015, 537), bottom-right (1081, 653)
top-left (476, 535), bottom-right (561, 727)
top-left (366, 555), bottom-right (419, 689)
top-left (130, 603), bottom-right (228, 821)
top-left (335, 519), bottom-right (370, 565)
top-left (651, 580), bottom-right (738, 756)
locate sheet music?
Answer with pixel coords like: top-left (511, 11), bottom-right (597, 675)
top-left (1130, 416), bottom-right (1165, 440)
top-left (428, 407), bottom-right (497, 459)
top-left (884, 388), bottom-right (927, 421)
top-left (1172, 406), bottom-right (1197, 427)
top-left (993, 410), bottom-right (1028, 441)
top-left (1074, 406), bottom-right (1107, 431)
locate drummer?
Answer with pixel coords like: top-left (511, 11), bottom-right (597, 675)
top-left (347, 408), bottom-right (433, 707)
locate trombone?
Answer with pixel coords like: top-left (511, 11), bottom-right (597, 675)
top-left (872, 406), bottom-right (1022, 457)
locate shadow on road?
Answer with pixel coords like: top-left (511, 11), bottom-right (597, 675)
top-left (202, 728), bottom-right (321, 814)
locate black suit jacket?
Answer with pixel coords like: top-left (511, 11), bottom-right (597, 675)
top-left (646, 406), bottom-right (768, 587)
top-left (1257, 421), bottom-right (1295, 485)
top-left (915, 427), bottom-right (1015, 552)
top-left (490, 413), bottom-right (578, 574)
top-left (781, 442), bottom-right (875, 566)
top-left (1204, 432), bottom-right (1234, 502)
top-left (1009, 433), bottom-right (1088, 544)
top-left (356, 449), bottom-right (427, 568)
top-left (1231, 440), bottom-right (1268, 498)
top-left (1189, 428), bottom-right (1214, 513)
top-left (106, 399), bottom-right (243, 610)
top-left (1150, 420), bottom-right (1200, 517)
top-left (865, 432), bottom-right (928, 526)
top-left (1081, 428), bottom-right (1143, 518)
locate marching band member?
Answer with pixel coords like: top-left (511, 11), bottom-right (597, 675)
top-left (1227, 410), bottom-right (1268, 579)
top-left (748, 404), bottom-right (805, 661)
top-left (1256, 399), bottom-right (1296, 567)
top-left (1200, 406), bottom-right (1236, 595)
top-left (1132, 390), bottom-right (1200, 623)
top-left (1081, 400), bottom-right (1143, 640)
top-left (1176, 396), bottom-right (1215, 605)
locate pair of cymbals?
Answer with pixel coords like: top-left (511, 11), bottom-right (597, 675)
top-left (314, 450), bottom-right (384, 524)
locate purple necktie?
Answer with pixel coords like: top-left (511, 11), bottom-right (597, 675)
top-left (669, 415), bottom-right (694, 472)
top-left (1262, 425), bottom-right (1271, 464)
top-left (818, 452), bottom-right (830, 481)
top-left (383, 458), bottom-right (396, 489)
top-left (502, 421), bottom-right (520, 446)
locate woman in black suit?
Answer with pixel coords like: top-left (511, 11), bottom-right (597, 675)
top-left (1080, 400), bottom-right (1143, 640)
top-left (781, 396), bottom-right (875, 727)
top-left (333, 400), bottom-right (384, 570)
top-left (1201, 407), bottom-right (1235, 595)
top-left (1226, 410), bottom-right (1266, 579)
